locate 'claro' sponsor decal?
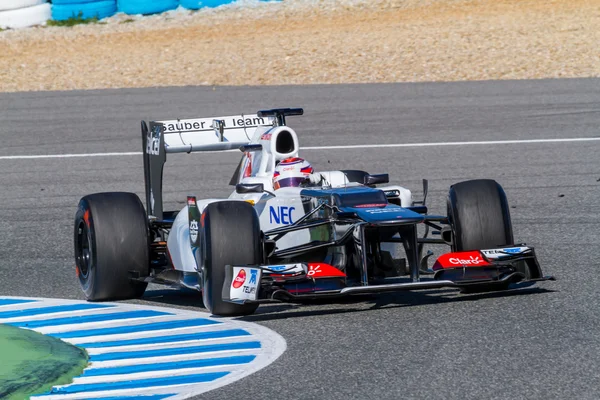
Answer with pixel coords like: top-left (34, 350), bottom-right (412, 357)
top-left (230, 267), bottom-right (261, 301)
top-left (432, 251), bottom-right (491, 271)
top-left (233, 268), bottom-right (247, 289)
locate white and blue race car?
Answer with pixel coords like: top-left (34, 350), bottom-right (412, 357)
top-left (74, 108), bottom-right (554, 316)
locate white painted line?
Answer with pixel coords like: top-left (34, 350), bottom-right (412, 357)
top-left (0, 152), bottom-right (142, 160)
top-left (301, 137), bottom-right (600, 150)
top-left (1, 137), bottom-right (598, 160)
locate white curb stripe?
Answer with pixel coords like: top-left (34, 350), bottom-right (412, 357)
top-left (33, 314), bottom-right (201, 335)
top-left (0, 297), bottom-right (286, 400)
top-left (0, 305), bottom-right (141, 323)
top-left (85, 334), bottom-right (254, 355)
top-left (88, 348), bottom-right (259, 369)
top-left (64, 323), bottom-right (240, 345)
top-left (72, 364), bottom-right (252, 385)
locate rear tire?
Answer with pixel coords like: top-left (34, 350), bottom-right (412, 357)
top-left (74, 192), bottom-right (149, 301)
top-left (200, 201), bottom-right (261, 316)
top-left (448, 179), bottom-right (514, 252)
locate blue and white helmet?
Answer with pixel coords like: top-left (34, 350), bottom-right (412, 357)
top-left (273, 157), bottom-right (313, 190)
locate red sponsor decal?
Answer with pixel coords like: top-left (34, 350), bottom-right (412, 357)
top-left (232, 269), bottom-right (246, 288)
top-left (261, 133), bottom-right (272, 140)
top-left (307, 263), bottom-right (346, 278)
top-left (187, 197), bottom-right (196, 206)
top-left (354, 203), bottom-right (388, 208)
top-left (243, 153), bottom-right (252, 178)
top-left (432, 251), bottom-right (490, 271)
top-left (83, 209), bottom-right (90, 225)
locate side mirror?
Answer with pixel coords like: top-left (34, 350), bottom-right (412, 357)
top-left (364, 174), bottom-right (389, 186)
top-left (236, 183), bottom-right (265, 194)
top-left (239, 144), bottom-right (262, 152)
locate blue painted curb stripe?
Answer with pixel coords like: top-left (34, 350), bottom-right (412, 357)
top-left (64, 395), bottom-right (176, 400)
top-left (0, 303), bottom-right (113, 319)
top-left (0, 299), bottom-right (37, 306)
top-left (8, 310), bottom-right (172, 328)
top-left (49, 371), bottom-right (229, 394)
top-left (83, 355), bottom-right (257, 376)
top-left (51, 318), bottom-right (221, 339)
top-left (90, 341), bottom-right (262, 361)
top-left (79, 328), bottom-right (251, 348)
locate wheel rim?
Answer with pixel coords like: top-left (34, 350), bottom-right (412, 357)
top-left (76, 220), bottom-right (92, 280)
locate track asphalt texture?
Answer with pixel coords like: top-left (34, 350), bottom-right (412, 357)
top-left (0, 78), bottom-right (599, 399)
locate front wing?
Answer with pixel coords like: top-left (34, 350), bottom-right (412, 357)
top-left (222, 247), bottom-right (555, 305)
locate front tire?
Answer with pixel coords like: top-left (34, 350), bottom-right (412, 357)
top-left (74, 192), bottom-right (149, 301)
top-left (448, 179), bottom-right (518, 292)
top-left (200, 201), bottom-right (261, 316)
top-left (448, 179), bottom-right (514, 252)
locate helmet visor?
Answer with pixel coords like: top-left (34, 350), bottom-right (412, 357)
top-left (275, 176), bottom-right (308, 189)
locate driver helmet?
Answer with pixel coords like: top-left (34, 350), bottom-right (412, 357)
top-left (273, 157), bottom-right (314, 190)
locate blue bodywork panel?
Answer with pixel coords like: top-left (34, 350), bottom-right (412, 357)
top-left (301, 186), bottom-right (424, 224)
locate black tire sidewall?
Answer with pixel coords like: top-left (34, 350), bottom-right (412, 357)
top-left (200, 201), bottom-right (261, 316)
top-left (74, 198), bottom-right (97, 299)
top-left (73, 192), bottom-right (149, 301)
top-left (448, 179), bottom-right (514, 252)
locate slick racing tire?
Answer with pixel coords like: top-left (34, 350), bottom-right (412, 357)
top-left (200, 201), bottom-right (261, 316)
top-left (447, 180), bottom-right (517, 293)
top-left (74, 192), bottom-right (149, 301)
top-left (448, 179), bottom-right (514, 252)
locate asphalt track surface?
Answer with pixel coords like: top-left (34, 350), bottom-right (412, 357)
top-left (1, 78), bottom-right (599, 400)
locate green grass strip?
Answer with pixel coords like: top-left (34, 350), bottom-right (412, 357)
top-left (46, 12), bottom-right (99, 27)
top-left (0, 324), bottom-right (88, 399)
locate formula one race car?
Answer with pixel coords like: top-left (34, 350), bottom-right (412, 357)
top-left (74, 108), bottom-right (554, 316)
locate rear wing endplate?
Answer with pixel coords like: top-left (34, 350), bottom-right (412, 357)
top-left (141, 114), bottom-right (274, 219)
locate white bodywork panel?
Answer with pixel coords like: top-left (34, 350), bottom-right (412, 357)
top-left (156, 114), bottom-right (274, 153)
top-left (163, 112), bottom-right (413, 272)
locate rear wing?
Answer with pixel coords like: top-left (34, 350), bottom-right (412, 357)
top-left (141, 108), bottom-right (303, 220)
top-left (154, 114), bottom-right (274, 154)
top-left (141, 114), bottom-right (274, 220)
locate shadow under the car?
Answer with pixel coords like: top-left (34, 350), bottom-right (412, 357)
top-left (142, 288), bottom-right (205, 308)
top-left (237, 286), bottom-right (556, 322)
top-left (140, 286), bottom-right (555, 322)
